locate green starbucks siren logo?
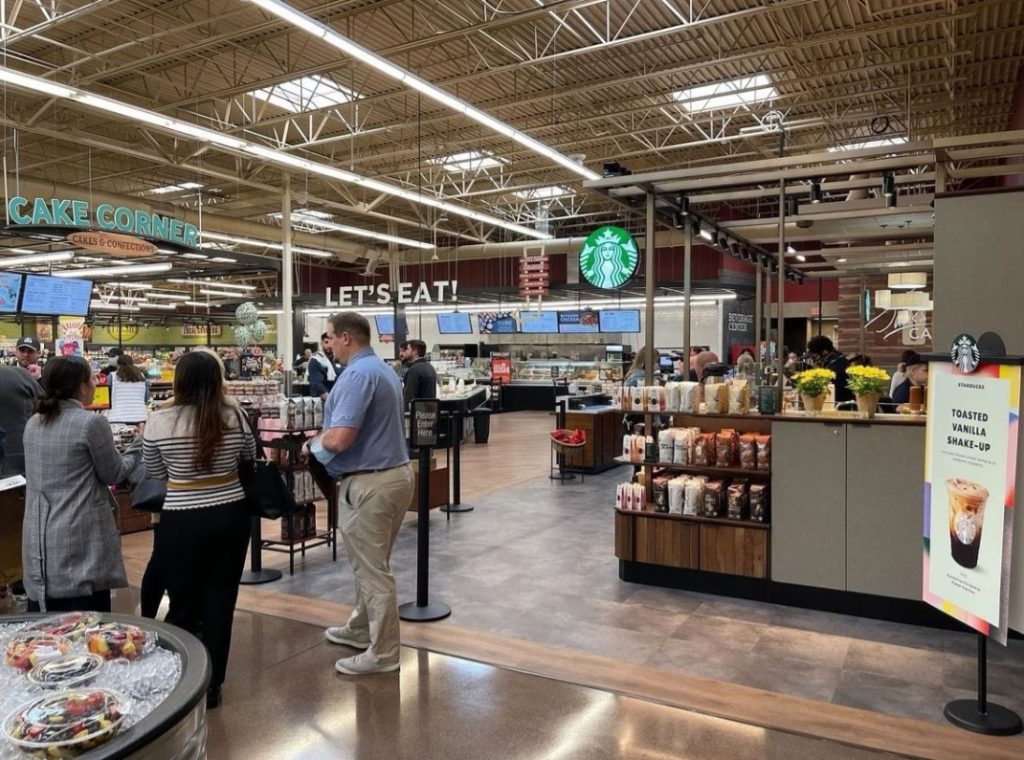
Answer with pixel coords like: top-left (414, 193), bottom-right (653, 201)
top-left (580, 226), bottom-right (639, 289)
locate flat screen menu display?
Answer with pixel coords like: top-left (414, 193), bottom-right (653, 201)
top-left (557, 310), bottom-right (600, 333)
top-left (599, 309), bottom-right (641, 333)
top-left (477, 312), bottom-right (518, 334)
top-left (436, 312), bottom-right (473, 334)
top-left (519, 310), bottom-right (558, 333)
top-left (0, 272), bottom-right (24, 314)
top-left (20, 275), bottom-right (93, 316)
top-left (373, 314), bottom-right (408, 336)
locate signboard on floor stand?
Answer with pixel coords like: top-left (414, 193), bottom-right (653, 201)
top-left (399, 399), bottom-right (451, 622)
top-left (923, 332), bottom-right (1023, 735)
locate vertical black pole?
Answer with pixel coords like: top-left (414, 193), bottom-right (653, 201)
top-left (415, 446), bottom-right (430, 607)
top-left (817, 279), bottom-right (823, 334)
top-left (452, 410), bottom-right (461, 505)
top-left (117, 305), bottom-right (123, 351)
top-left (978, 632), bottom-right (987, 714)
top-left (943, 631), bottom-right (1022, 734)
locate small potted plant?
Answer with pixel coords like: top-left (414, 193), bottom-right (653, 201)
top-left (846, 365), bottom-right (891, 417)
top-left (792, 368), bottom-right (835, 412)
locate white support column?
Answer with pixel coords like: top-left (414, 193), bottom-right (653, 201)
top-left (279, 174), bottom-right (294, 385)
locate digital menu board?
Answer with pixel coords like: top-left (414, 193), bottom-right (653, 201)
top-left (477, 312), bottom-right (518, 334)
top-left (436, 312), bottom-right (473, 335)
top-left (557, 310), bottom-right (600, 333)
top-left (373, 313), bottom-right (408, 336)
top-left (20, 274), bottom-right (93, 317)
top-left (599, 309), bottom-right (641, 333)
top-left (519, 310), bottom-right (559, 333)
top-left (0, 272), bottom-right (23, 314)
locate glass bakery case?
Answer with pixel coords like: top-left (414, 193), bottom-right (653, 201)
top-left (512, 359), bottom-right (622, 383)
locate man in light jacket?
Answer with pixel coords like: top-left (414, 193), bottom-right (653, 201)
top-left (308, 332), bottom-right (344, 400)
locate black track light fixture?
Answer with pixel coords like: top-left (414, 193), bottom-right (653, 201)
top-left (810, 180), bottom-right (823, 204)
top-left (883, 173), bottom-right (896, 207)
top-left (787, 196), bottom-right (800, 218)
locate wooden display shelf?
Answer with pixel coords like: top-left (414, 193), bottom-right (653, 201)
top-left (614, 507), bottom-right (769, 530)
top-left (614, 456), bottom-right (770, 479)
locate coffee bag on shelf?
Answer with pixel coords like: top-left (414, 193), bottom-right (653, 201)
top-left (756, 434), bottom-right (772, 471)
top-left (630, 387), bottom-right (645, 413)
top-left (679, 382), bottom-right (700, 413)
top-left (672, 428), bottom-right (689, 464)
top-left (653, 477), bottom-right (669, 513)
top-left (750, 483), bottom-right (769, 522)
top-left (727, 480), bottom-right (749, 519)
top-left (668, 477), bottom-right (685, 515)
top-left (693, 432), bottom-right (715, 466)
top-left (658, 428), bottom-right (675, 463)
top-left (703, 479), bottom-right (725, 517)
top-left (665, 382), bottom-right (681, 413)
top-left (729, 380), bottom-right (751, 415)
top-left (716, 429), bottom-right (739, 467)
top-left (632, 482), bottom-right (647, 510)
top-left (738, 434), bottom-right (758, 469)
top-left (684, 476), bottom-right (706, 515)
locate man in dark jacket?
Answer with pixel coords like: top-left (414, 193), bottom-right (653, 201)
top-left (0, 337), bottom-right (43, 476)
top-left (807, 335), bottom-right (853, 403)
top-left (399, 339), bottom-right (437, 409)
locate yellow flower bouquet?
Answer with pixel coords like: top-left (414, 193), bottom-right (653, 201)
top-left (846, 365), bottom-right (890, 396)
top-left (792, 368), bottom-right (835, 398)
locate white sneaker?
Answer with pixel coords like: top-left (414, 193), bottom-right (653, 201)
top-left (324, 626), bottom-right (370, 649)
top-left (335, 652), bottom-right (400, 675)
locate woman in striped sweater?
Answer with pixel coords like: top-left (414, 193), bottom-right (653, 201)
top-left (142, 349), bottom-right (256, 709)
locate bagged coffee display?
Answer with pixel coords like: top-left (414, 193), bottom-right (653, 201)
top-left (679, 382), bottom-right (701, 413)
top-left (313, 397), bottom-right (324, 427)
top-left (709, 383), bottom-right (730, 414)
top-left (630, 434), bottom-right (645, 463)
top-left (632, 482), bottom-right (647, 510)
top-left (653, 477), bottom-right (669, 513)
top-left (668, 477), bottom-right (685, 514)
top-left (665, 382), bottom-right (681, 413)
top-left (703, 480), bottom-right (725, 517)
top-left (658, 429), bottom-right (675, 464)
top-left (716, 429), bottom-right (738, 468)
top-left (749, 483), bottom-right (769, 522)
top-left (630, 386), bottom-right (645, 412)
top-left (683, 476), bottom-right (705, 516)
top-left (738, 434), bottom-right (758, 470)
top-left (693, 432), bottom-right (715, 466)
top-left (729, 380), bottom-right (751, 414)
top-left (756, 434), bottom-right (772, 471)
top-left (727, 480), bottom-right (749, 520)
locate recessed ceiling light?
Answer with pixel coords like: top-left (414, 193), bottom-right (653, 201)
top-left (149, 182), bottom-right (204, 195)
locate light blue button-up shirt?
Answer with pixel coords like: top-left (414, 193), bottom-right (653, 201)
top-left (322, 347), bottom-right (409, 478)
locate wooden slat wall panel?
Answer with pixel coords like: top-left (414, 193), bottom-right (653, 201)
top-left (634, 516), bottom-right (700, 569)
top-left (835, 275), bottom-right (934, 370)
top-left (614, 511), bottom-right (635, 561)
top-left (699, 524), bottom-right (768, 578)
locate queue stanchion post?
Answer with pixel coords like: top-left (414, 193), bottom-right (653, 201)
top-left (399, 399), bottom-right (452, 622)
top-left (441, 407), bottom-right (473, 514)
top-left (239, 516), bottom-right (282, 585)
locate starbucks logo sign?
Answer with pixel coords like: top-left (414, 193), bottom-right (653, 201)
top-left (580, 226), bottom-right (639, 289)
top-left (951, 333), bottom-right (981, 374)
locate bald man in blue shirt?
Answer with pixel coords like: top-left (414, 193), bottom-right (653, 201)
top-left (314, 311), bottom-right (413, 675)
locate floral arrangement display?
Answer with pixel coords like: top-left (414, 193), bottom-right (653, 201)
top-left (846, 365), bottom-right (890, 397)
top-left (792, 368), bottom-right (835, 398)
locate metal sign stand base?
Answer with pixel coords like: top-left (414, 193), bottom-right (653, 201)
top-left (944, 633), bottom-right (1023, 735)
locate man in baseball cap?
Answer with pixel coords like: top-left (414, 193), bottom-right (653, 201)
top-left (15, 337), bottom-right (41, 379)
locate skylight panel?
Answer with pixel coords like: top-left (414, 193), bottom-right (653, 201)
top-left (250, 75), bottom-right (355, 114)
top-left (149, 181), bottom-right (204, 195)
top-left (827, 136), bottom-right (909, 152)
top-left (672, 74), bottom-right (777, 114)
top-left (515, 185), bottom-right (573, 200)
top-left (431, 150), bottom-right (507, 173)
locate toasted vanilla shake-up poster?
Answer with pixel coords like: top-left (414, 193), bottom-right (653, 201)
top-left (924, 361), bottom-right (1020, 644)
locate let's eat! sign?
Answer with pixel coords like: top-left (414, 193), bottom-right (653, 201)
top-left (6, 196), bottom-right (199, 248)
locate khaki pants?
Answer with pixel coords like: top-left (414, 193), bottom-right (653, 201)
top-left (337, 464), bottom-right (414, 663)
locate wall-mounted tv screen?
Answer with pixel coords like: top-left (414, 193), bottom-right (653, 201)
top-left (599, 308), bottom-right (641, 333)
top-left (20, 274), bottom-right (93, 317)
top-left (0, 272), bottom-right (24, 314)
top-left (557, 310), bottom-right (599, 333)
top-left (519, 310), bottom-right (559, 333)
top-left (477, 312), bottom-right (518, 334)
top-left (373, 314), bottom-right (408, 336)
top-left (436, 312), bottom-right (473, 335)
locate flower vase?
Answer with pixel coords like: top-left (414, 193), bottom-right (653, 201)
top-left (801, 393), bottom-right (825, 412)
top-left (856, 393), bottom-right (880, 418)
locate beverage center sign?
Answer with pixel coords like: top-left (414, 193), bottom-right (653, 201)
top-left (6, 196), bottom-right (199, 248)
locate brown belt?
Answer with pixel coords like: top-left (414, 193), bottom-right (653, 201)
top-left (341, 464), bottom-right (405, 480)
top-left (168, 471), bottom-right (238, 491)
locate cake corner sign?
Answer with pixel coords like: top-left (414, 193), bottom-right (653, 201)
top-left (922, 334), bottom-right (1019, 644)
top-left (580, 225), bottom-right (639, 289)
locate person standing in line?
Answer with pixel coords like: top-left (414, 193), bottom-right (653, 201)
top-left (22, 357), bottom-right (136, 613)
top-left (0, 337), bottom-right (42, 477)
top-left (142, 350), bottom-right (256, 709)
top-left (316, 312), bottom-right (414, 675)
top-left (398, 339), bottom-right (437, 409)
top-left (308, 331), bottom-right (344, 400)
top-left (108, 354), bottom-right (150, 425)
top-left (807, 335), bottom-right (853, 403)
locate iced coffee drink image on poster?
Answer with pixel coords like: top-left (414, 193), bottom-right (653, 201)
top-left (924, 361), bottom-right (1018, 640)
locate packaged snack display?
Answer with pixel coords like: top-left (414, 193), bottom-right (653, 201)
top-left (738, 434), bottom-right (758, 470)
top-left (757, 434), bottom-right (770, 471)
top-left (23, 612), bottom-right (100, 642)
top-left (668, 478), bottom-right (685, 515)
top-left (703, 480), bottom-right (725, 517)
top-left (6, 633), bottom-right (70, 672)
top-left (86, 623), bottom-right (150, 661)
top-left (653, 478), bottom-right (669, 513)
top-left (729, 380), bottom-right (751, 414)
top-left (27, 654), bottom-right (104, 689)
top-left (4, 689), bottom-right (126, 755)
top-left (750, 483), bottom-right (769, 522)
top-left (657, 429), bottom-right (675, 463)
top-left (727, 481), bottom-right (750, 519)
top-left (693, 433), bottom-right (715, 466)
top-left (716, 429), bottom-right (738, 468)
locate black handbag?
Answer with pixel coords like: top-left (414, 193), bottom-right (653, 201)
top-left (233, 407), bottom-right (297, 520)
top-left (126, 450), bottom-right (166, 513)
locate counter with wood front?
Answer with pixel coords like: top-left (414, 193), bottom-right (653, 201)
top-left (614, 411), bottom-right (947, 625)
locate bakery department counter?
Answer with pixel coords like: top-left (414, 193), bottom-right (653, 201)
top-left (615, 412), bottom-right (951, 626)
top-left (499, 381), bottom-right (570, 411)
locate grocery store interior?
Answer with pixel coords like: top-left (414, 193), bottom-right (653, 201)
top-left (2, 0), bottom-right (1024, 758)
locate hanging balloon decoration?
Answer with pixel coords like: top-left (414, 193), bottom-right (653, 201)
top-left (235, 302), bottom-right (259, 327)
top-left (234, 325), bottom-right (251, 347)
top-left (249, 320), bottom-right (268, 343)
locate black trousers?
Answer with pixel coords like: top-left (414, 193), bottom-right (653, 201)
top-left (155, 501), bottom-right (249, 689)
top-left (140, 523), bottom-right (164, 619)
top-left (28, 589), bottom-right (111, 613)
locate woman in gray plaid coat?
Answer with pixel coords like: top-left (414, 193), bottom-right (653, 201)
top-left (22, 356), bottom-right (136, 612)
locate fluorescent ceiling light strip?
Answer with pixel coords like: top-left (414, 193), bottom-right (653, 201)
top-left (145, 291), bottom-right (191, 301)
top-left (291, 213), bottom-right (433, 249)
top-left (246, 0), bottom-right (598, 181)
top-left (55, 263), bottom-right (172, 278)
top-left (0, 65), bottom-right (548, 242)
top-left (168, 278), bottom-right (256, 291)
top-left (90, 302), bottom-right (140, 312)
top-left (200, 289), bottom-right (247, 298)
top-left (139, 302), bottom-right (179, 310)
top-left (200, 231), bottom-right (332, 258)
top-left (0, 251), bottom-right (74, 267)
